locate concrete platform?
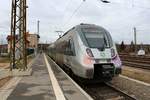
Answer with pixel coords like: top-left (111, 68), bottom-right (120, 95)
top-left (111, 75), bottom-right (150, 100)
top-left (1, 53), bottom-right (92, 100)
top-left (46, 55), bottom-right (93, 100)
top-left (6, 54), bottom-right (56, 100)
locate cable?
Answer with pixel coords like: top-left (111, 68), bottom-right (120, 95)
top-left (96, 0), bottom-right (150, 10)
top-left (62, 0), bottom-right (85, 28)
top-left (96, 0), bottom-right (150, 33)
top-left (59, 0), bottom-right (73, 29)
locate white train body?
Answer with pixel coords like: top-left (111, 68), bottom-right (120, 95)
top-left (48, 24), bottom-right (122, 80)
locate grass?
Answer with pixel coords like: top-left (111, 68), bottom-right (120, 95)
top-left (122, 67), bottom-right (150, 84)
top-left (0, 54), bottom-right (35, 88)
top-left (0, 54), bottom-right (34, 66)
top-left (0, 57), bottom-right (10, 63)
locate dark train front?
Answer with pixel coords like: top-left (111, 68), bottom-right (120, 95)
top-left (47, 23), bottom-right (122, 82)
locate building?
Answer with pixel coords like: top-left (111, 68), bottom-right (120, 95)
top-left (38, 43), bottom-right (49, 51)
top-left (116, 44), bottom-right (150, 54)
top-left (7, 32), bottom-right (40, 54)
top-left (27, 33), bottom-right (40, 55)
top-left (27, 33), bottom-right (40, 49)
top-left (0, 44), bottom-right (8, 55)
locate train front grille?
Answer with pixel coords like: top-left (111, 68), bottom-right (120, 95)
top-left (94, 63), bottom-right (114, 79)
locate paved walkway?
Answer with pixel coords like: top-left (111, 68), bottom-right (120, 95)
top-left (2, 54), bottom-right (92, 100)
top-left (7, 54), bottom-right (56, 100)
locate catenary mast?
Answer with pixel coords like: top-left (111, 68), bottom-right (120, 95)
top-left (10, 0), bottom-right (27, 70)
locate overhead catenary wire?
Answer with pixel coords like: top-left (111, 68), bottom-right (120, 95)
top-left (93, 0), bottom-right (150, 31)
top-left (62, 0), bottom-right (86, 29)
top-left (59, 0), bottom-right (150, 36)
top-left (61, 0), bottom-right (150, 32)
top-left (96, 0), bottom-right (150, 10)
top-left (99, 3), bottom-right (149, 30)
top-left (59, 0), bottom-right (73, 30)
top-left (96, 0), bottom-right (150, 30)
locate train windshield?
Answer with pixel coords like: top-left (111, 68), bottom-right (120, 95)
top-left (82, 27), bottom-right (112, 48)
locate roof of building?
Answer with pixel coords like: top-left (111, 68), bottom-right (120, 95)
top-left (6, 32), bottom-right (39, 42)
top-left (0, 44), bottom-right (7, 48)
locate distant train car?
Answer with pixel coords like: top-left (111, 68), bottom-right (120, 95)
top-left (47, 23), bottom-right (122, 81)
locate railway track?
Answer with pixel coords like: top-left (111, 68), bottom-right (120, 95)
top-left (48, 55), bottom-right (137, 100)
top-left (79, 82), bottom-right (136, 100)
top-left (121, 59), bottom-right (150, 64)
top-left (122, 61), bottom-right (150, 70)
top-left (119, 55), bottom-right (150, 61)
top-left (119, 54), bottom-right (150, 70)
top-left (119, 53), bottom-right (150, 59)
top-left (65, 67), bottom-right (137, 100)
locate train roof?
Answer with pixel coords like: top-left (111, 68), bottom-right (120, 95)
top-left (76, 23), bottom-right (106, 30)
top-left (56, 23), bottom-right (108, 41)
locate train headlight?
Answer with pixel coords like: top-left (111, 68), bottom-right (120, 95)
top-left (84, 48), bottom-right (94, 65)
top-left (86, 48), bottom-right (94, 57)
top-left (83, 55), bottom-right (94, 65)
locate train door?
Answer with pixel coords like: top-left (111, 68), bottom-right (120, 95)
top-left (64, 39), bottom-right (75, 67)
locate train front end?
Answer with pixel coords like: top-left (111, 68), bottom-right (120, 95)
top-left (78, 24), bottom-right (122, 80)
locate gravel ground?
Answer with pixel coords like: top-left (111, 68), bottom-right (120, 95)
top-left (0, 77), bottom-right (11, 88)
top-left (110, 75), bottom-right (150, 100)
top-left (0, 55), bottom-right (34, 89)
top-left (122, 66), bottom-right (150, 83)
top-left (0, 63), bottom-right (9, 68)
top-left (0, 57), bottom-right (10, 68)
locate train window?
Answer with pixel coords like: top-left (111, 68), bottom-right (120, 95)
top-left (55, 42), bottom-right (64, 53)
top-left (65, 39), bottom-right (76, 56)
top-left (70, 39), bottom-right (76, 56)
top-left (59, 41), bottom-right (66, 53)
top-left (64, 40), bottom-right (71, 55)
top-left (82, 28), bottom-right (112, 48)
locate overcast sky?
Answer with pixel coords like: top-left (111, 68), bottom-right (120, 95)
top-left (0, 0), bottom-right (150, 44)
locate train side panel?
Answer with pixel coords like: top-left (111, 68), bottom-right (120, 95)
top-left (47, 24), bottom-right (122, 81)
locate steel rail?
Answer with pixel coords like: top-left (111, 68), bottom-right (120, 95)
top-left (105, 82), bottom-right (137, 100)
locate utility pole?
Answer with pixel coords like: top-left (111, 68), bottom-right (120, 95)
top-left (10, 0), bottom-right (27, 70)
top-left (0, 35), bottom-right (2, 56)
top-left (37, 20), bottom-right (40, 35)
top-left (133, 27), bottom-right (137, 54)
top-left (1, 36), bottom-right (3, 54)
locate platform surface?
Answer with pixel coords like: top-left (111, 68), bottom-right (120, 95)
top-left (7, 54), bottom-right (56, 100)
top-left (6, 54), bottom-right (92, 100)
